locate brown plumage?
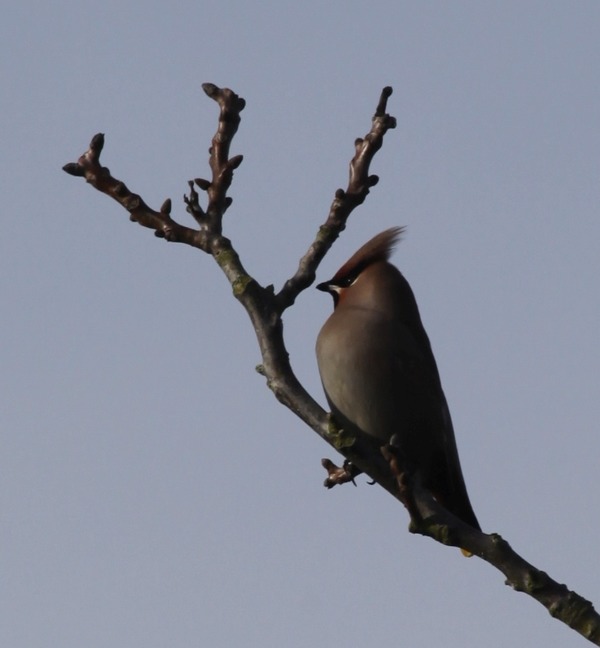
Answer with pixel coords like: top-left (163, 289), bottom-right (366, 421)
top-left (316, 228), bottom-right (480, 532)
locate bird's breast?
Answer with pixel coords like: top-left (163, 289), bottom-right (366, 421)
top-left (316, 306), bottom-right (424, 441)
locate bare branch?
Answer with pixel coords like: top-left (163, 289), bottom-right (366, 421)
top-left (194, 83), bottom-right (246, 232)
top-left (64, 84), bottom-right (599, 645)
top-left (62, 133), bottom-right (203, 245)
top-left (379, 443), bottom-right (600, 644)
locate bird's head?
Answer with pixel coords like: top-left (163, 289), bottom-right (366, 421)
top-left (316, 227), bottom-right (405, 308)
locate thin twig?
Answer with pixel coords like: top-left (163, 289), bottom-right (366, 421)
top-left (276, 86), bottom-right (397, 310)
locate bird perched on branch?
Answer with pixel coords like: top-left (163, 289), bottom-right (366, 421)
top-left (316, 227), bottom-right (480, 533)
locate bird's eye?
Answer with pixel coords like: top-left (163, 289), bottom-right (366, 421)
top-left (337, 274), bottom-right (358, 288)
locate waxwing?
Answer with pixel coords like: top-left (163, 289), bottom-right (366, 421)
top-left (316, 227), bottom-right (480, 531)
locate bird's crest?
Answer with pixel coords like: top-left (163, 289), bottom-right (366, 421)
top-left (332, 226), bottom-right (405, 282)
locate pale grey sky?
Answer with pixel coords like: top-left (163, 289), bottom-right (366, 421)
top-left (2, 2), bottom-right (599, 646)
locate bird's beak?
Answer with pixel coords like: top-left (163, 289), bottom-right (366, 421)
top-left (316, 281), bottom-right (332, 293)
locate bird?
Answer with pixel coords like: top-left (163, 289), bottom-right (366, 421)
top-left (315, 227), bottom-right (480, 533)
